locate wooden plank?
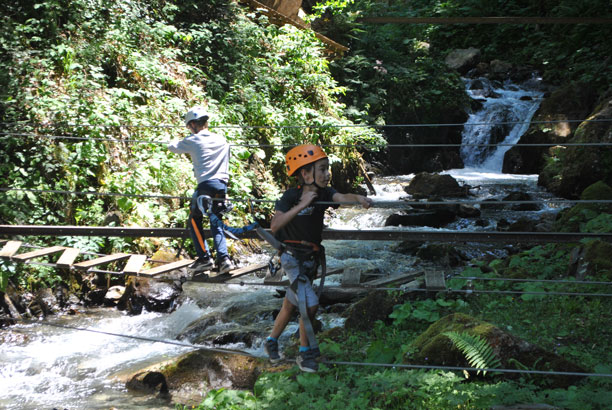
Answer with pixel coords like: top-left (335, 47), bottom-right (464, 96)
top-left (123, 254), bottom-right (148, 275)
top-left (73, 253), bottom-right (130, 270)
top-left (56, 248), bottom-right (81, 267)
top-left (341, 268), bottom-right (362, 287)
top-left (12, 246), bottom-right (66, 261)
top-left (0, 241), bottom-right (23, 257)
top-left (139, 259), bottom-right (194, 277)
top-left (228, 263), bottom-right (267, 279)
top-left (425, 270), bottom-right (446, 291)
top-left (363, 270), bottom-right (424, 288)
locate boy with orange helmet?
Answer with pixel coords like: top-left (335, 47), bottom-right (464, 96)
top-left (263, 144), bottom-right (372, 372)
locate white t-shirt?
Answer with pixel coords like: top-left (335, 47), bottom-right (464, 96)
top-left (168, 130), bottom-right (230, 184)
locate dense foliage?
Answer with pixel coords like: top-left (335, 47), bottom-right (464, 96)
top-left (0, 0), bottom-right (384, 289)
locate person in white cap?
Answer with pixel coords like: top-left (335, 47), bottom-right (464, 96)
top-left (168, 106), bottom-right (234, 275)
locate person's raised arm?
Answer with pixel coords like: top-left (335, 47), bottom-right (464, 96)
top-left (332, 192), bottom-right (372, 209)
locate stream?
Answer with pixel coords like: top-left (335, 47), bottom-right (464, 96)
top-left (0, 77), bottom-right (564, 410)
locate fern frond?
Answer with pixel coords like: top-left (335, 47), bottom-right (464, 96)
top-left (443, 331), bottom-right (501, 376)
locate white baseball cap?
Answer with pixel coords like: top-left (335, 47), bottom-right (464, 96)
top-left (184, 106), bottom-right (211, 126)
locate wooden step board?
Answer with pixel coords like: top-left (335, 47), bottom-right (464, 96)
top-left (12, 246), bottom-right (66, 261)
top-left (73, 253), bottom-right (131, 270)
top-left (139, 259), bottom-right (194, 277)
top-left (56, 248), bottom-right (81, 267)
top-left (362, 270), bottom-right (424, 288)
top-left (193, 262), bottom-right (268, 283)
top-left (0, 241), bottom-right (23, 257)
top-left (123, 254), bottom-right (148, 275)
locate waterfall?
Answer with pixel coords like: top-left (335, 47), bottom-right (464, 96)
top-left (460, 77), bottom-right (543, 171)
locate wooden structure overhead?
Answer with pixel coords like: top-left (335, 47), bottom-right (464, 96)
top-left (241, 0), bottom-right (349, 56)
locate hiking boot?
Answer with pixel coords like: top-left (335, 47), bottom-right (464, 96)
top-left (296, 349), bottom-right (318, 373)
top-left (188, 256), bottom-right (214, 274)
top-left (264, 338), bottom-right (282, 363)
top-left (218, 257), bottom-right (234, 274)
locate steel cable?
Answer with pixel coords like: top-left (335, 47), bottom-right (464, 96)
top-left (8, 318), bottom-right (612, 379)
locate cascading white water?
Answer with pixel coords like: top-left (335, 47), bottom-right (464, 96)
top-left (460, 77), bottom-right (543, 171)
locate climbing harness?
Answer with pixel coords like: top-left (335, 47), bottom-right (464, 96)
top-left (196, 195), bottom-right (258, 241)
top-left (196, 194), bottom-right (326, 348)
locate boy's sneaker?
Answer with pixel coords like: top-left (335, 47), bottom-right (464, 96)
top-left (264, 338), bottom-right (282, 363)
top-left (296, 349), bottom-right (318, 373)
top-left (218, 257), bottom-right (234, 274)
top-left (188, 256), bottom-right (214, 274)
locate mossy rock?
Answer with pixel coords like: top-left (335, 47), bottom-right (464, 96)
top-left (583, 240), bottom-right (612, 279)
top-left (554, 181), bottom-right (612, 232)
top-left (343, 290), bottom-right (403, 332)
top-left (409, 313), bottom-right (586, 388)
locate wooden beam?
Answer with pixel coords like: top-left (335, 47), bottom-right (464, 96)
top-left (56, 248), bottom-right (81, 267)
top-left (12, 246), bottom-right (66, 261)
top-left (0, 241), bottom-right (23, 257)
top-left (359, 17), bottom-right (612, 25)
top-left (425, 270), bottom-right (446, 291)
top-left (123, 254), bottom-right (148, 275)
top-left (363, 270), bottom-right (424, 287)
top-left (73, 253), bottom-right (130, 270)
top-left (139, 259), bottom-right (194, 277)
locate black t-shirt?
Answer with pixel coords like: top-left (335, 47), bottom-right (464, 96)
top-left (274, 186), bottom-right (338, 245)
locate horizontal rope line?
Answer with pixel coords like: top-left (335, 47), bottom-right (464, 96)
top-left (458, 276), bottom-right (612, 286)
top-left (12, 259), bottom-right (612, 296)
top-left (358, 16), bottom-right (612, 25)
top-left (3, 131), bottom-right (612, 148)
top-left (11, 319), bottom-right (612, 378)
top-left (2, 187), bottom-right (612, 206)
top-left (218, 280), bottom-right (612, 298)
top-left (1, 117), bottom-right (610, 130)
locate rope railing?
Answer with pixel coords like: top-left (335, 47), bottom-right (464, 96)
top-left (1, 117), bottom-right (611, 131)
top-left (3, 130), bottom-right (612, 148)
top-left (2, 187), bottom-right (612, 208)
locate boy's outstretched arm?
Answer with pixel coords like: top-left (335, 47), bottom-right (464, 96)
top-left (333, 192), bottom-right (373, 209)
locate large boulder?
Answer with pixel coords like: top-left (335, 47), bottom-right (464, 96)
top-left (554, 181), bottom-right (612, 232)
top-left (445, 48), bottom-right (481, 74)
top-left (503, 82), bottom-right (598, 175)
top-left (404, 173), bottom-right (470, 199)
top-left (409, 313), bottom-right (586, 388)
top-left (538, 97), bottom-right (612, 197)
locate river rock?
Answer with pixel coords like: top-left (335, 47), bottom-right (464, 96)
top-left (502, 191), bottom-right (540, 211)
top-left (409, 313), bottom-right (586, 388)
top-left (405, 173), bottom-right (469, 199)
top-left (118, 278), bottom-right (182, 314)
top-left (385, 209), bottom-right (457, 228)
top-left (445, 48), bottom-right (481, 74)
top-left (123, 350), bottom-right (273, 407)
top-left (553, 181), bottom-right (612, 232)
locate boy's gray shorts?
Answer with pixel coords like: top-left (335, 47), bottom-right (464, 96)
top-left (281, 252), bottom-right (319, 308)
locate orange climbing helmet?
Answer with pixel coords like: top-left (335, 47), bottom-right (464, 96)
top-left (285, 144), bottom-right (328, 176)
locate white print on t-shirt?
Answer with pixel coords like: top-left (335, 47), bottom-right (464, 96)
top-left (298, 206), bottom-right (315, 216)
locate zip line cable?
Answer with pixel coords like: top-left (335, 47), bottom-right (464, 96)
top-left (2, 187), bottom-right (612, 207)
top-left (10, 318), bottom-right (612, 379)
